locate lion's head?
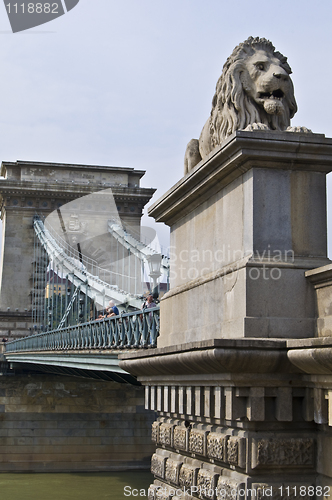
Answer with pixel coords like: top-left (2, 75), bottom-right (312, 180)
top-left (184, 37), bottom-right (299, 173)
top-left (181, 37), bottom-right (298, 173)
top-left (207, 37), bottom-right (297, 151)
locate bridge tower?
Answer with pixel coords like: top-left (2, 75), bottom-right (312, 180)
top-left (0, 160), bottom-right (155, 339)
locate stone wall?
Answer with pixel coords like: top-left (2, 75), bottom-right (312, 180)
top-left (0, 373), bottom-right (155, 472)
top-left (0, 311), bottom-right (32, 341)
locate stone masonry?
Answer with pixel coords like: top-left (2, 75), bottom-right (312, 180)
top-left (0, 372), bottom-right (155, 471)
top-left (120, 131), bottom-right (332, 497)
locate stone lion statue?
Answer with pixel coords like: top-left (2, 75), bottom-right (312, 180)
top-left (184, 36), bottom-right (310, 174)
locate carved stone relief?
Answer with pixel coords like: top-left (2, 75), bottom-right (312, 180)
top-left (148, 486), bottom-right (170, 500)
top-left (173, 426), bottom-right (188, 451)
top-left (207, 432), bottom-right (227, 461)
top-left (148, 484), bottom-right (160, 500)
top-left (227, 438), bottom-right (239, 465)
top-left (253, 483), bottom-right (283, 500)
top-left (217, 478), bottom-right (244, 500)
top-left (165, 458), bottom-right (182, 485)
top-left (253, 483), bottom-right (312, 500)
top-left (253, 438), bottom-right (314, 468)
top-left (179, 464), bottom-right (199, 490)
top-left (197, 469), bottom-right (218, 500)
top-left (189, 429), bottom-right (207, 456)
top-left (221, 437), bottom-right (245, 468)
top-left (151, 453), bottom-right (167, 479)
top-left (151, 421), bottom-right (160, 443)
top-left (159, 423), bottom-right (174, 447)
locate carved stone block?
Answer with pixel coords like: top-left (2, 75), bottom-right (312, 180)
top-left (151, 454), bottom-right (167, 479)
top-left (159, 423), bottom-right (174, 447)
top-left (179, 463), bottom-right (200, 490)
top-left (151, 421), bottom-right (160, 443)
top-left (189, 429), bottom-right (207, 456)
top-left (148, 484), bottom-right (160, 500)
top-left (227, 437), bottom-right (246, 468)
top-left (165, 458), bottom-right (182, 485)
top-left (253, 483), bottom-right (283, 500)
top-left (280, 484), bottom-right (312, 500)
top-left (252, 438), bottom-right (315, 468)
top-left (174, 425), bottom-right (188, 451)
top-left (227, 438), bottom-right (238, 465)
top-left (197, 469), bottom-right (218, 500)
top-left (252, 483), bottom-right (312, 500)
top-left (154, 490), bottom-right (171, 500)
top-left (217, 478), bottom-right (245, 500)
top-left (207, 432), bottom-right (227, 462)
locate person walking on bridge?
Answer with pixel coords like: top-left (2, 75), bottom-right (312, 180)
top-left (107, 300), bottom-right (119, 316)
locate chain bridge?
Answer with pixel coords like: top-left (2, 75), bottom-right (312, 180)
top-left (0, 160), bottom-right (165, 471)
top-left (0, 160), bottom-right (168, 381)
top-left (3, 210), bottom-right (164, 383)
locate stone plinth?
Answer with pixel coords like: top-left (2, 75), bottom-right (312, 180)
top-left (121, 130), bottom-right (332, 493)
top-left (149, 131), bottom-right (332, 347)
top-left (0, 160), bottom-right (155, 336)
top-left (119, 340), bottom-right (319, 492)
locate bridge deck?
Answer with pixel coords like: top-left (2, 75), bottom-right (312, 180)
top-left (4, 308), bottom-right (160, 384)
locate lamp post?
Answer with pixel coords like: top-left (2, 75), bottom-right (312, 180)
top-left (79, 290), bottom-right (85, 323)
top-left (147, 254), bottom-right (162, 300)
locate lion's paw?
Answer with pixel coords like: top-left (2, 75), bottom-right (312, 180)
top-left (184, 139), bottom-right (201, 175)
top-left (286, 126), bottom-right (312, 133)
top-left (244, 123), bottom-right (269, 132)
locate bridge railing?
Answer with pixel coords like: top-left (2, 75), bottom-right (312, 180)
top-left (5, 307), bottom-right (160, 353)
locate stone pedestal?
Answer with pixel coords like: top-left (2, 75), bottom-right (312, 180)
top-left (0, 160), bottom-right (155, 338)
top-left (150, 131), bottom-right (332, 346)
top-left (120, 131), bottom-right (332, 495)
top-left (121, 342), bottom-right (318, 498)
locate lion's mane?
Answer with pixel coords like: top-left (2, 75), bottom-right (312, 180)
top-left (208, 37), bottom-right (298, 149)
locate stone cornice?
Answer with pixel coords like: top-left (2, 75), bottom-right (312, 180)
top-left (119, 337), bottom-right (332, 378)
top-left (305, 263), bottom-right (332, 288)
top-left (0, 184), bottom-right (156, 215)
top-left (287, 338), bottom-right (332, 375)
top-left (1, 160), bottom-right (146, 178)
top-left (0, 181), bottom-right (155, 198)
top-left (0, 161), bottom-right (156, 207)
top-left (119, 338), bottom-right (295, 377)
top-left (148, 130), bottom-right (332, 225)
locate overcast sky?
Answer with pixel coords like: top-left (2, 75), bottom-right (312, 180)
top-left (0, 0), bottom-right (332, 253)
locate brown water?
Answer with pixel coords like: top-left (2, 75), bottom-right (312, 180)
top-left (0, 471), bottom-right (154, 500)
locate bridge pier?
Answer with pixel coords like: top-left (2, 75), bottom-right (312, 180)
top-left (121, 131), bottom-right (332, 495)
top-left (0, 372), bottom-right (155, 471)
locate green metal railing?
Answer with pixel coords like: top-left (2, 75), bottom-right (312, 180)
top-left (6, 307), bottom-right (160, 353)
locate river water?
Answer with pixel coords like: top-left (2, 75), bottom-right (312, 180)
top-left (0, 471), bottom-right (154, 500)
